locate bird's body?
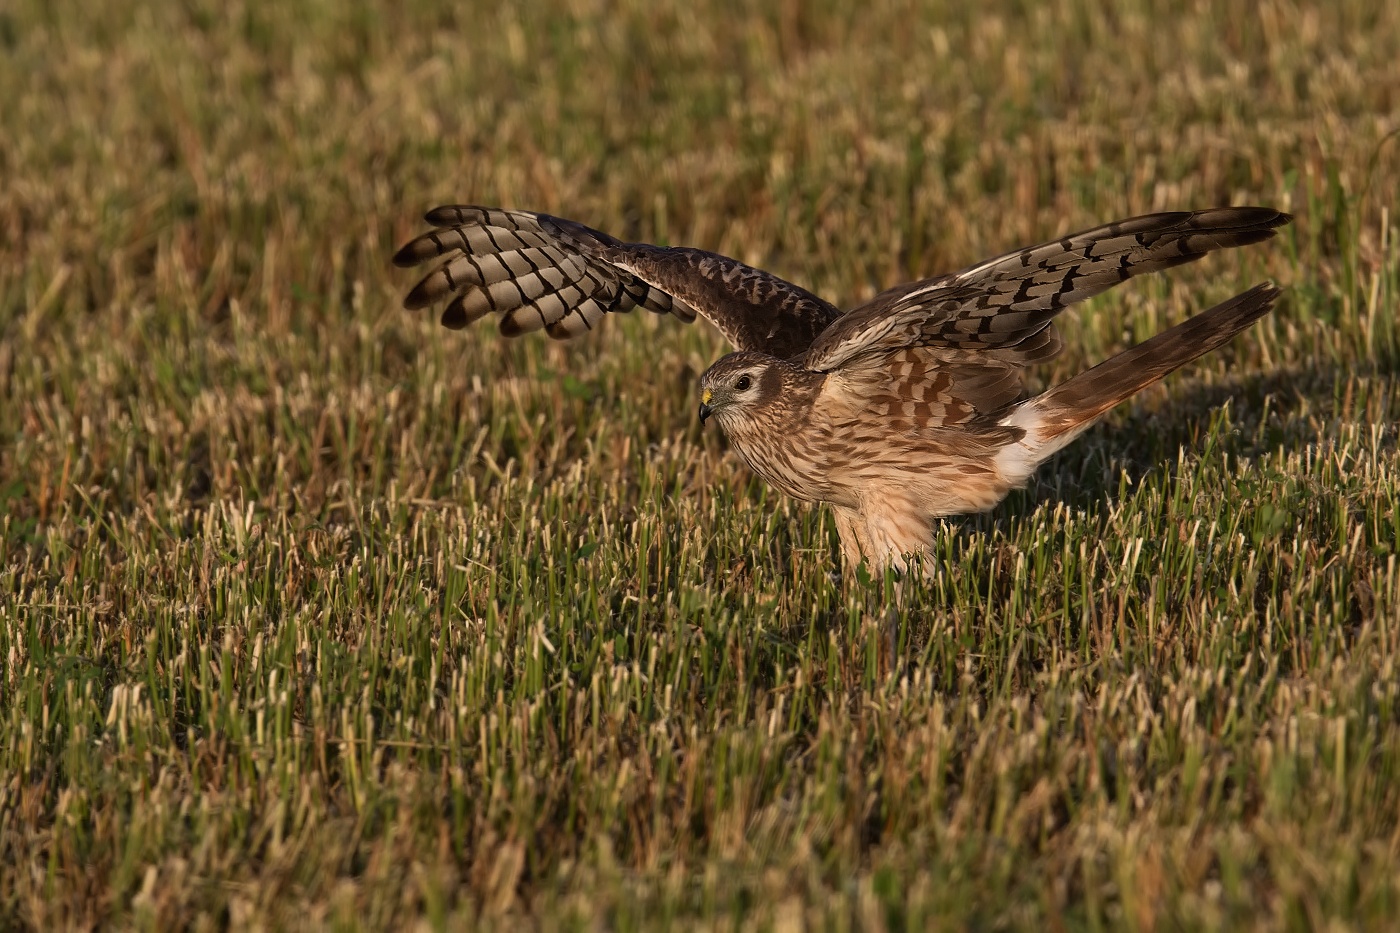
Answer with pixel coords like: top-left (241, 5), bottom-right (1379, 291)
top-left (395, 205), bottom-right (1289, 572)
top-left (695, 353), bottom-right (1024, 562)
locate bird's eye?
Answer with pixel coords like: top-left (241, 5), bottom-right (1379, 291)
top-left (735, 375), bottom-right (752, 391)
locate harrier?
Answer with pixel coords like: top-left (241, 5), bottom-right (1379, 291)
top-left (394, 206), bottom-right (1289, 572)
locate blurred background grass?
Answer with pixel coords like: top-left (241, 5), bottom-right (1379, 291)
top-left (1, 0), bottom-right (1398, 928)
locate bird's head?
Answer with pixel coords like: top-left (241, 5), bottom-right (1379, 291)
top-left (696, 352), bottom-right (790, 431)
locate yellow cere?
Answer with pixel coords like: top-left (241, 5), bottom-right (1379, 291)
top-left (701, 389), bottom-right (713, 405)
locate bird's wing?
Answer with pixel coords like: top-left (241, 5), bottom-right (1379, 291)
top-left (801, 207), bottom-right (1291, 377)
top-left (394, 206), bottom-right (840, 357)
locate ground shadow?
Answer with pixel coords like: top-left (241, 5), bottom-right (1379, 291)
top-left (994, 356), bottom-right (1400, 522)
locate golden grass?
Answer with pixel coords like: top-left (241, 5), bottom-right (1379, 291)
top-left (1, 0), bottom-right (1398, 928)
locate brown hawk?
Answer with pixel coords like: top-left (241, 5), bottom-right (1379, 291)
top-left (394, 206), bottom-right (1289, 572)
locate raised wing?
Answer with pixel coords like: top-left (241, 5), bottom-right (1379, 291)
top-left (394, 206), bottom-right (840, 356)
top-left (802, 207), bottom-right (1291, 374)
top-left (598, 244), bottom-right (841, 358)
top-left (393, 207), bottom-right (694, 339)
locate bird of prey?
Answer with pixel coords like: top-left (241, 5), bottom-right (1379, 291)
top-left (394, 205), bottom-right (1289, 573)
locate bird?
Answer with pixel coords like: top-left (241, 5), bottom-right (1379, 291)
top-left (394, 205), bottom-right (1290, 573)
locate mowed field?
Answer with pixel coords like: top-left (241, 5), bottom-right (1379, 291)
top-left (2, 0), bottom-right (1399, 928)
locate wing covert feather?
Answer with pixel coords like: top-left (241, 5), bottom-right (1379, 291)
top-left (394, 205), bottom-right (838, 355)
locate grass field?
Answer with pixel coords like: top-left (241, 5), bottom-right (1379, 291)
top-left (2, 0), bottom-right (1399, 928)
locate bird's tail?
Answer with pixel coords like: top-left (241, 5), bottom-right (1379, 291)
top-left (997, 282), bottom-right (1281, 472)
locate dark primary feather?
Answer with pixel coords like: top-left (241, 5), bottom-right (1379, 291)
top-left (394, 204), bottom-right (1289, 421)
top-left (393, 207), bottom-right (693, 339)
top-left (394, 206), bottom-right (840, 355)
top-left (802, 207), bottom-right (1291, 373)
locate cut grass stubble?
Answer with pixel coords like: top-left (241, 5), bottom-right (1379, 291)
top-left (2, 0), bottom-right (1400, 928)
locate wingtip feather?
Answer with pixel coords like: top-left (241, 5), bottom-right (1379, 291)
top-left (392, 239), bottom-right (431, 268)
top-left (402, 276), bottom-right (440, 310)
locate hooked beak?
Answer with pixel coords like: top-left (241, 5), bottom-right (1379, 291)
top-left (698, 388), bottom-right (713, 425)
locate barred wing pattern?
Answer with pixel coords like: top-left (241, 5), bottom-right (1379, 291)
top-left (393, 207), bottom-right (697, 339)
top-left (803, 207), bottom-right (1291, 374)
top-left (394, 206), bottom-right (841, 356)
top-left (395, 200), bottom-right (1289, 573)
